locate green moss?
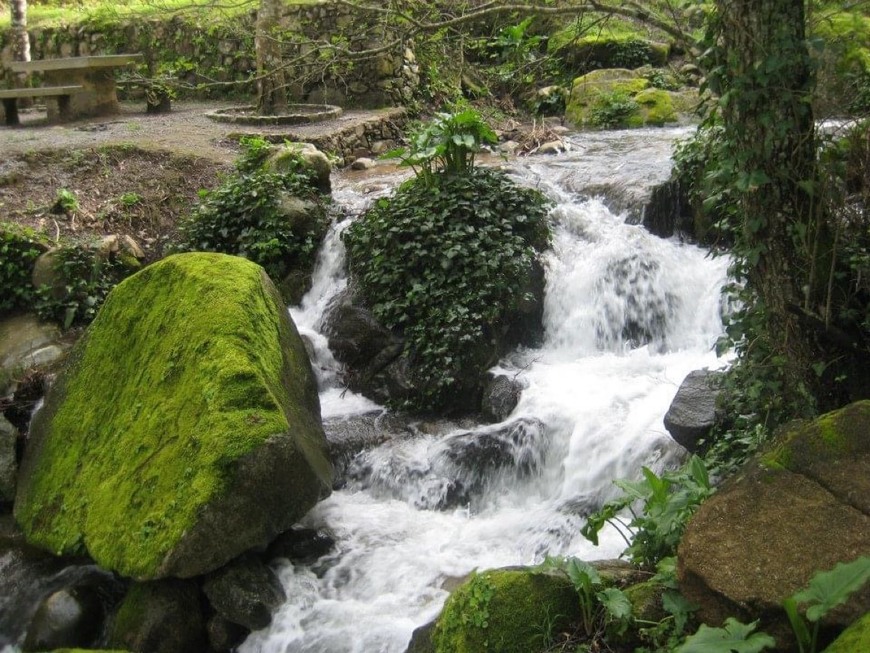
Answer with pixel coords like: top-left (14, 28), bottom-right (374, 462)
top-left (626, 88), bottom-right (677, 126)
top-left (432, 569), bottom-right (580, 653)
top-left (566, 69), bottom-right (650, 127)
top-left (14, 253), bottom-right (321, 578)
top-left (824, 611), bottom-right (870, 653)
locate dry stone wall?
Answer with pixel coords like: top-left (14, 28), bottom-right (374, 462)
top-left (0, 2), bottom-right (419, 108)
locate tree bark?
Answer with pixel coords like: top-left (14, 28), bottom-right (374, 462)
top-left (10, 0), bottom-right (30, 63)
top-left (715, 0), bottom-right (823, 412)
top-left (256, 0), bottom-right (288, 115)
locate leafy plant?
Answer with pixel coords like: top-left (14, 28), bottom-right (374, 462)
top-left (343, 166), bottom-right (549, 411)
top-left (385, 108), bottom-right (498, 184)
top-left (0, 222), bottom-right (46, 314)
top-left (678, 618), bottom-right (776, 653)
top-left (538, 557), bottom-right (632, 640)
top-left (783, 556), bottom-right (870, 653)
top-left (581, 456), bottom-right (714, 567)
top-left (35, 244), bottom-right (135, 329)
top-left (52, 188), bottom-right (80, 215)
top-left (174, 137), bottom-right (327, 283)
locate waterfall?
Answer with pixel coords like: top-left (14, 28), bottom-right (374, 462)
top-left (240, 127), bottom-right (729, 653)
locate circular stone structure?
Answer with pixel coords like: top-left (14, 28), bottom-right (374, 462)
top-left (206, 104), bottom-right (343, 126)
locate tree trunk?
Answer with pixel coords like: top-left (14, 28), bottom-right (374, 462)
top-left (255, 0), bottom-right (288, 115)
top-left (10, 0), bottom-right (30, 63)
top-left (715, 0), bottom-right (823, 413)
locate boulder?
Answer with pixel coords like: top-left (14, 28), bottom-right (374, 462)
top-left (267, 142), bottom-right (332, 194)
top-left (23, 586), bottom-right (106, 651)
top-left (0, 314), bottom-right (65, 393)
top-left (202, 556), bottom-right (286, 631)
top-left (557, 36), bottom-right (670, 72)
top-left (15, 253), bottom-right (333, 579)
top-left (824, 611), bottom-right (870, 653)
top-left (678, 401), bottom-right (870, 642)
top-left (663, 369), bottom-right (722, 453)
top-left (429, 568), bottom-right (580, 653)
top-left (206, 614), bottom-right (248, 653)
top-left (109, 580), bottom-right (205, 653)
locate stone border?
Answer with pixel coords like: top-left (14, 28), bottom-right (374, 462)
top-left (205, 104), bottom-right (343, 126)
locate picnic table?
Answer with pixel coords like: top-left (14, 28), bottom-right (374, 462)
top-left (4, 53), bottom-right (143, 123)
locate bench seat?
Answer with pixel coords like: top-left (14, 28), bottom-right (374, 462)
top-left (0, 85), bottom-right (84, 126)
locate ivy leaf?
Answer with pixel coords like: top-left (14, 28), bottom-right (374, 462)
top-left (791, 556), bottom-right (870, 623)
top-left (677, 618), bottom-right (775, 653)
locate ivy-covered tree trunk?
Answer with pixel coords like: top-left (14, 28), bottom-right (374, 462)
top-left (256, 0), bottom-right (288, 115)
top-left (714, 0), bottom-right (823, 416)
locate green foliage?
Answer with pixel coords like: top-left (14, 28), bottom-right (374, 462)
top-left (538, 557), bottom-right (632, 640)
top-left (35, 244), bottom-right (135, 329)
top-left (53, 188), bottom-right (80, 214)
top-left (589, 90), bottom-right (640, 128)
top-left (343, 166), bottom-right (549, 411)
top-left (174, 137), bottom-right (327, 283)
top-left (634, 558), bottom-right (698, 652)
top-left (581, 456), bottom-right (713, 567)
top-left (0, 222), bottom-right (46, 314)
top-left (678, 618), bottom-right (776, 653)
top-left (386, 109), bottom-right (498, 183)
top-left (432, 571), bottom-right (495, 650)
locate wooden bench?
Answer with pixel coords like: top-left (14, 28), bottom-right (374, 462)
top-left (0, 85), bottom-right (83, 126)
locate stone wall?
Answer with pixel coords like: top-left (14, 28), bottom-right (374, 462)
top-left (0, 1), bottom-right (420, 108)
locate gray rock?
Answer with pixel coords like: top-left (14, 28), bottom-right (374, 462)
top-left (0, 314), bottom-right (63, 375)
top-left (267, 527), bottom-right (335, 563)
top-left (109, 579), bottom-right (206, 653)
top-left (0, 415), bottom-right (17, 504)
top-left (203, 556), bottom-right (286, 631)
top-left (23, 586), bottom-right (104, 650)
top-left (351, 157), bottom-right (376, 170)
top-left (206, 614), bottom-right (248, 653)
top-left (535, 140), bottom-right (564, 155)
top-left (663, 369), bottom-right (722, 452)
top-left (481, 374), bottom-right (523, 423)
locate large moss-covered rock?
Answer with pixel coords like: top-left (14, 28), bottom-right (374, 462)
top-left (15, 253), bottom-right (333, 580)
top-left (824, 611), bottom-right (870, 653)
top-left (678, 402), bottom-right (870, 641)
top-left (556, 36), bottom-right (670, 73)
top-left (430, 568), bottom-right (580, 653)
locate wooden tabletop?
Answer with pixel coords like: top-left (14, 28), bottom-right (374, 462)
top-left (7, 54), bottom-right (144, 73)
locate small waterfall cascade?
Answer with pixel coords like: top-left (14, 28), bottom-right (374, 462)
top-left (240, 127), bottom-right (730, 653)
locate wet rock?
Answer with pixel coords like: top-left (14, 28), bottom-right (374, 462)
top-left (663, 369), bottom-right (722, 453)
top-left (404, 620), bottom-right (436, 653)
top-left (23, 585), bottom-right (105, 650)
top-left (109, 579), bottom-right (205, 653)
top-left (0, 415), bottom-right (17, 505)
top-left (324, 299), bottom-right (402, 369)
top-left (535, 140), bottom-right (564, 155)
top-left (323, 411), bottom-right (410, 478)
top-left (203, 556), bottom-right (286, 631)
top-left (0, 315), bottom-right (65, 391)
top-left (351, 157), bottom-right (376, 170)
top-left (267, 527), bottom-right (335, 563)
top-left (678, 402), bottom-right (870, 646)
top-left (481, 374), bottom-right (523, 423)
top-left (206, 614), bottom-right (248, 653)
top-left (268, 142), bottom-right (332, 194)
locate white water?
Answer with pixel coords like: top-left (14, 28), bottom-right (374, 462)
top-left (241, 128), bottom-right (729, 653)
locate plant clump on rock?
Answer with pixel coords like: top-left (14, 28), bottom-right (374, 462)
top-left (342, 108), bottom-right (550, 412)
top-left (14, 252), bottom-right (333, 580)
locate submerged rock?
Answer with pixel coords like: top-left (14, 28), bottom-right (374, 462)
top-left (678, 401), bottom-right (870, 645)
top-left (15, 253), bottom-right (333, 580)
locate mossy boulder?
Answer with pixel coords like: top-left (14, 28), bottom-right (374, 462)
top-left (824, 611), bottom-right (870, 653)
top-left (565, 69), bottom-right (683, 129)
top-left (556, 35), bottom-right (670, 73)
top-left (678, 402), bottom-right (870, 644)
top-left (15, 253), bottom-right (333, 580)
top-left (430, 568), bottom-right (580, 653)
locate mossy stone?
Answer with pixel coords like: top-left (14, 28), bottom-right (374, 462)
top-left (15, 253), bottom-right (333, 579)
top-left (626, 88), bottom-right (677, 127)
top-left (431, 568), bottom-right (580, 653)
top-left (565, 69), bottom-right (649, 128)
top-left (824, 611), bottom-right (870, 653)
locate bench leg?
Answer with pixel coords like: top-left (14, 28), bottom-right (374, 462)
top-left (2, 98), bottom-right (19, 126)
top-left (56, 94), bottom-right (73, 122)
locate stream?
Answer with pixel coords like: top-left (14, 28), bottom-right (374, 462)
top-left (239, 126), bottom-right (730, 653)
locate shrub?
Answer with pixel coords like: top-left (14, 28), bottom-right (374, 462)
top-left (344, 167), bottom-right (549, 411)
top-left (174, 138), bottom-right (328, 283)
top-left (0, 222), bottom-right (47, 314)
top-left (590, 90), bottom-right (640, 128)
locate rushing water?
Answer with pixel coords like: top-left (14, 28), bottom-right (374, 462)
top-left (240, 127), bottom-right (730, 653)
